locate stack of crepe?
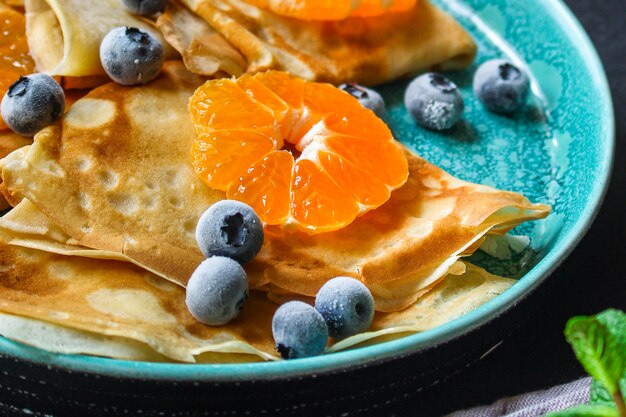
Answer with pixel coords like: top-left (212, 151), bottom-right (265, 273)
top-left (0, 0), bottom-right (550, 362)
top-left (21, 0), bottom-right (476, 85)
top-left (0, 63), bottom-right (550, 362)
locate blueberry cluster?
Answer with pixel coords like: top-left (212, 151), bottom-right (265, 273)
top-left (404, 59), bottom-right (530, 131)
top-left (185, 200), bottom-right (264, 326)
top-left (272, 277), bottom-right (375, 359)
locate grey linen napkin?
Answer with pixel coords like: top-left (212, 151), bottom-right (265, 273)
top-left (445, 377), bottom-right (592, 417)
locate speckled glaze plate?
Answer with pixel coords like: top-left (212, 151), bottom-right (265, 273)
top-left (0, 0), bottom-right (613, 415)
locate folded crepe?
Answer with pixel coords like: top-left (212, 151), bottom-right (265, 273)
top-left (0, 62), bottom-right (549, 311)
top-left (156, 1), bottom-right (247, 77)
top-left (24, 0), bottom-right (178, 77)
top-left (0, 238), bottom-right (514, 362)
top-left (0, 132), bottom-right (31, 210)
top-left (178, 0), bottom-right (477, 85)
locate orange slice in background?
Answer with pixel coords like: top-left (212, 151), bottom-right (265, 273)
top-left (243, 0), bottom-right (417, 20)
top-left (190, 71), bottom-right (409, 234)
top-left (0, 7), bottom-right (35, 131)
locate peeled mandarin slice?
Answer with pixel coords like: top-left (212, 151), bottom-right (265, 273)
top-left (324, 110), bottom-right (392, 141)
top-left (315, 150), bottom-right (390, 207)
top-left (189, 79), bottom-right (276, 133)
top-left (325, 133), bottom-right (408, 189)
top-left (0, 8), bottom-right (35, 131)
top-left (291, 159), bottom-right (359, 232)
top-left (228, 150), bottom-right (293, 224)
top-left (247, 71), bottom-right (318, 144)
top-left (251, 71), bottom-right (305, 109)
top-left (352, 0), bottom-right (416, 16)
top-left (190, 71), bottom-right (409, 233)
top-left (191, 129), bottom-right (277, 190)
top-left (237, 75), bottom-right (294, 139)
top-left (243, 0), bottom-right (417, 20)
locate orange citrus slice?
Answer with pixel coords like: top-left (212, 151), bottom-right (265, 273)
top-left (0, 7), bottom-right (35, 131)
top-left (190, 71), bottom-right (409, 234)
top-left (244, 0), bottom-right (417, 20)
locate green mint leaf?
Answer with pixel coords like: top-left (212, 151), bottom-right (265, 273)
top-left (565, 317), bottom-right (624, 395)
top-left (591, 380), bottom-right (616, 405)
top-left (596, 310), bottom-right (626, 359)
top-left (545, 403), bottom-right (619, 417)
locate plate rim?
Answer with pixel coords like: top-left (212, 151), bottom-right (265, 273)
top-left (0, 0), bottom-right (615, 382)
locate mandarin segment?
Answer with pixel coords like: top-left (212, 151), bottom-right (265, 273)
top-left (352, 0), bottom-right (416, 16)
top-left (316, 150), bottom-right (390, 207)
top-left (243, 0), bottom-right (416, 20)
top-left (189, 71), bottom-right (409, 233)
top-left (325, 133), bottom-right (408, 188)
top-left (191, 129), bottom-right (277, 190)
top-left (228, 150), bottom-right (293, 225)
top-left (189, 79), bottom-right (275, 133)
top-left (237, 75), bottom-right (294, 139)
top-left (0, 8), bottom-right (35, 131)
top-left (291, 159), bottom-right (360, 231)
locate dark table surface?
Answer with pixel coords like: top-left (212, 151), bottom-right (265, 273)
top-left (388, 0), bottom-right (626, 415)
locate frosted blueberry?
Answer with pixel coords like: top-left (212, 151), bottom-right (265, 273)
top-left (473, 59), bottom-right (530, 114)
top-left (272, 301), bottom-right (328, 359)
top-left (1, 74), bottom-right (65, 136)
top-left (404, 73), bottom-right (464, 131)
top-left (196, 200), bottom-right (264, 264)
top-left (339, 83), bottom-right (386, 118)
top-left (121, 0), bottom-right (168, 16)
top-left (100, 27), bottom-right (164, 86)
top-left (315, 277), bottom-right (374, 339)
top-left (185, 256), bottom-right (248, 325)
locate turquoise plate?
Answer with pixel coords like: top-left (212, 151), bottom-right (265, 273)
top-left (0, 0), bottom-right (614, 383)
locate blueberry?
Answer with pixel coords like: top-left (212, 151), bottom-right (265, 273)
top-left (473, 59), bottom-right (530, 114)
top-left (121, 0), bottom-right (168, 16)
top-left (196, 200), bottom-right (264, 264)
top-left (1, 74), bottom-right (65, 137)
top-left (100, 27), bottom-right (164, 86)
top-left (272, 301), bottom-right (328, 359)
top-left (339, 83), bottom-right (386, 118)
top-left (185, 256), bottom-right (249, 325)
top-left (315, 277), bottom-right (375, 339)
top-left (404, 73), bottom-right (464, 131)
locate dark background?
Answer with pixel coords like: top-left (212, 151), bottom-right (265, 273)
top-left (390, 0), bottom-right (626, 415)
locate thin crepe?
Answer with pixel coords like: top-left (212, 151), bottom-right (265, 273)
top-left (252, 150), bottom-right (549, 311)
top-left (0, 239), bottom-right (514, 362)
top-left (24, 0), bottom-right (178, 77)
top-left (0, 131), bottom-right (31, 210)
top-left (2, 62), bottom-right (231, 287)
top-left (0, 63), bottom-right (549, 310)
top-left (180, 0), bottom-right (476, 85)
top-left (0, 240), bottom-right (278, 362)
top-left (156, 1), bottom-right (247, 77)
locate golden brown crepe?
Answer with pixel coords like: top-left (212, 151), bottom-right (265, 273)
top-left (0, 62), bottom-right (549, 311)
top-left (254, 150), bottom-right (549, 311)
top-left (0, 238), bottom-right (514, 362)
top-left (1, 62), bottom-right (227, 285)
top-left (0, 131), bottom-right (32, 210)
top-left (157, 1), bottom-right (247, 77)
top-left (0, 240), bottom-right (278, 362)
top-left (0, 312), bottom-right (173, 361)
top-left (179, 0), bottom-right (477, 85)
top-left (24, 0), bottom-right (178, 77)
